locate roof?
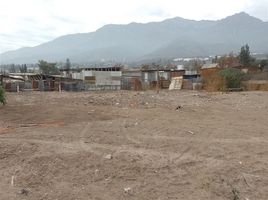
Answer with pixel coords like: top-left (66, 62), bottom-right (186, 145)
top-left (83, 67), bottom-right (121, 71)
top-left (201, 63), bottom-right (219, 69)
top-left (60, 66), bottom-right (122, 72)
top-left (122, 68), bottom-right (141, 72)
top-left (141, 69), bottom-right (185, 72)
top-left (9, 73), bottom-right (37, 76)
top-left (0, 74), bottom-right (24, 81)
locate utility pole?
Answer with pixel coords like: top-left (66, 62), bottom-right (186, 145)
top-left (156, 64), bottom-right (160, 94)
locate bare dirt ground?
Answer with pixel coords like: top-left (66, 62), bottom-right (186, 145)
top-left (0, 90), bottom-right (268, 200)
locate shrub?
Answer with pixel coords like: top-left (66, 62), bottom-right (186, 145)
top-left (0, 86), bottom-right (6, 105)
top-left (218, 68), bottom-right (245, 88)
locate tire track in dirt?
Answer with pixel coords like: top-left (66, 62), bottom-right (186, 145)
top-left (0, 137), bottom-right (191, 163)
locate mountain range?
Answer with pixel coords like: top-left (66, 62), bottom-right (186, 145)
top-left (1, 12), bottom-right (268, 64)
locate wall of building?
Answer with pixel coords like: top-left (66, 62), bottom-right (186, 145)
top-left (121, 71), bottom-right (142, 90)
top-left (82, 70), bottom-right (122, 86)
top-left (72, 72), bottom-right (83, 80)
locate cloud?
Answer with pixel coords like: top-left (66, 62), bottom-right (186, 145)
top-left (0, 0), bottom-right (267, 54)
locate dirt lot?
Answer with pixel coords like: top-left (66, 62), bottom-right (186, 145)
top-left (0, 90), bottom-right (268, 200)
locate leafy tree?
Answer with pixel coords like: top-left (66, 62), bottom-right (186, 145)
top-left (239, 44), bottom-right (253, 67)
top-left (259, 59), bottom-right (268, 71)
top-left (64, 58), bottom-right (71, 78)
top-left (218, 52), bottom-right (239, 68)
top-left (9, 64), bottom-right (16, 73)
top-left (65, 58), bottom-right (71, 70)
top-left (38, 60), bottom-right (60, 75)
top-left (212, 56), bottom-right (218, 64)
top-left (219, 68), bottom-right (245, 88)
top-left (0, 86), bottom-right (6, 105)
top-left (141, 64), bottom-right (150, 70)
top-left (184, 59), bottom-right (203, 72)
top-left (19, 64), bottom-right (27, 73)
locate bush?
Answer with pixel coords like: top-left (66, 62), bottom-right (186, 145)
top-left (218, 68), bottom-right (245, 88)
top-left (0, 86), bottom-right (6, 105)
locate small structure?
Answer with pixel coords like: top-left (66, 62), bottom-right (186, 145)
top-left (169, 77), bottom-right (183, 90)
top-left (0, 74), bottom-right (25, 92)
top-left (1, 73), bottom-right (82, 92)
top-left (141, 69), bottom-right (185, 89)
top-left (61, 66), bottom-right (122, 90)
top-left (121, 69), bottom-right (142, 90)
top-left (182, 72), bottom-right (201, 90)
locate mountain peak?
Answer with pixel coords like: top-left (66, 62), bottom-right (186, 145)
top-left (222, 12), bottom-right (263, 23)
top-left (234, 11), bottom-right (251, 17)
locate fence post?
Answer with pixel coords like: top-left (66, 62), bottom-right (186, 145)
top-left (59, 83), bottom-right (62, 92)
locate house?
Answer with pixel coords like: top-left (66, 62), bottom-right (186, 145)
top-left (121, 69), bottom-right (142, 90)
top-left (1, 72), bottom-right (82, 92)
top-left (141, 69), bottom-right (185, 89)
top-left (0, 74), bottom-right (25, 92)
top-left (180, 66), bottom-right (203, 90)
top-left (61, 66), bottom-right (122, 90)
top-left (8, 73), bottom-right (59, 91)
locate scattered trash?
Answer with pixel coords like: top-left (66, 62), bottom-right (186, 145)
top-left (11, 176), bottom-right (14, 186)
top-left (124, 187), bottom-right (131, 193)
top-left (19, 123), bottom-right (38, 127)
top-left (239, 161), bottom-right (242, 165)
top-left (104, 154), bottom-right (113, 160)
top-left (19, 188), bottom-right (29, 195)
top-left (175, 105), bottom-right (182, 110)
top-left (124, 124), bottom-right (129, 128)
top-left (187, 131), bottom-right (194, 135)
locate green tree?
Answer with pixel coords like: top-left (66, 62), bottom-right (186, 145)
top-left (212, 56), bottom-right (218, 64)
top-left (65, 58), bottom-right (71, 70)
top-left (19, 64), bottom-right (27, 73)
top-left (9, 64), bottom-right (16, 73)
top-left (38, 60), bottom-right (60, 75)
top-left (184, 59), bottom-right (203, 72)
top-left (219, 68), bottom-right (245, 88)
top-left (218, 53), bottom-right (239, 68)
top-left (259, 59), bottom-right (268, 71)
top-left (239, 44), bottom-right (253, 67)
top-left (64, 58), bottom-right (71, 77)
top-left (0, 86), bottom-right (6, 105)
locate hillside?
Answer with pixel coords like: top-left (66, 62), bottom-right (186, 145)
top-left (1, 12), bottom-right (268, 64)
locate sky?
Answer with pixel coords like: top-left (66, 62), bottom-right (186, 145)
top-left (0, 0), bottom-right (267, 54)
